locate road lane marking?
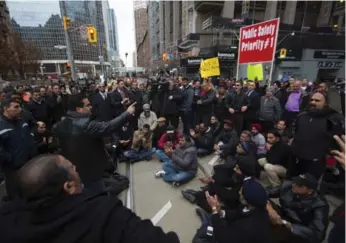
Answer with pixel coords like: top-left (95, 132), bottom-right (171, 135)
top-left (151, 200), bottom-right (172, 226)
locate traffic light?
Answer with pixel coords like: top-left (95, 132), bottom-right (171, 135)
top-left (87, 26), bottom-right (97, 44)
top-left (279, 48), bottom-right (287, 59)
top-left (162, 52), bottom-right (167, 62)
top-left (63, 16), bottom-right (71, 30)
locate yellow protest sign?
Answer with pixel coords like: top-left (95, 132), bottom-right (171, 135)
top-left (200, 57), bottom-right (220, 78)
top-left (247, 63), bottom-right (264, 81)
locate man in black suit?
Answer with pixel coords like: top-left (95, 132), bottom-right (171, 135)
top-left (91, 84), bottom-right (111, 122)
top-left (243, 81), bottom-right (261, 130)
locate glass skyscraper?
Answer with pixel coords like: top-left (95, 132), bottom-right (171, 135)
top-left (7, 0), bottom-right (111, 73)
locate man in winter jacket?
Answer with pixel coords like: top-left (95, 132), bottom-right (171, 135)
top-left (266, 173), bottom-right (329, 243)
top-left (53, 94), bottom-right (136, 194)
top-left (258, 130), bottom-right (291, 187)
top-left (124, 124), bottom-right (154, 161)
top-left (203, 179), bottom-right (271, 243)
top-left (190, 122), bottom-right (214, 156)
top-left (138, 104), bottom-right (157, 131)
top-left (179, 78), bottom-right (194, 134)
top-left (0, 97), bottom-right (37, 198)
top-left (155, 135), bottom-right (197, 187)
top-left (292, 91), bottom-right (344, 179)
top-left (0, 154), bottom-right (180, 243)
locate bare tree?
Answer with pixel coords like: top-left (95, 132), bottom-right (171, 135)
top-left (13, 33), bottom-right (42, 78)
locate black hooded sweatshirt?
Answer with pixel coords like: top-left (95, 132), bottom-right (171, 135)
top-left (0, 192), bottom-right (180, 243)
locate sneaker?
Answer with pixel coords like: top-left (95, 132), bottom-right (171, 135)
top-left (154, 170), bottom-right (165, 178)
top-left (172, 182), bottom-right (180, 188)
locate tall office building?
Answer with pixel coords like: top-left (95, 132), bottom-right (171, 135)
top-left (134, 0), bottom-right (150, 68)
top-left (147, 0), bottom-right (160, 65)
top-left (7, 0), bottom-right (112, 75)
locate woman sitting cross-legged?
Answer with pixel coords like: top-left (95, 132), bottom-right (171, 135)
top-left (155, 135), bottom-right (198, 187)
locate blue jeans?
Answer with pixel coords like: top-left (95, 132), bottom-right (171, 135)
top-left (124, 148), bottom-right (154, 160)
top-left (156, 149), bottom-right (171, 162)
top-left (162, 160), bottom-right (195, 183)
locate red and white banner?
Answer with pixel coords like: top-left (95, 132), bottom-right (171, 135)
top-left (238, 18), bottom-right (280, 64)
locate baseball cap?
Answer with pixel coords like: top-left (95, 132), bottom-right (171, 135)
top-left (293, 173), bottom-right (318, 190)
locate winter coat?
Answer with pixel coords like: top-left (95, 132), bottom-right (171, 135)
top-left (157, 132), bottom-right (181, 150)
top-left (0, 192), bottom-right (180, 243)
top-left (53, 110), bottom-right (130, 184)
top-left (131, 130), bottom-right (153, 151)
top-left (267, 181), bottom-right (329, 243)
top-left (138, 111), bottom-right (157, 131)
top-left (211, 207), bottom-right (271, 243)
top-left (171, 142), bottom-right (198, 173)
top-left (258, 96), bottom-right (282, 121)
top-left (292, 107), bottom-right (345, 160)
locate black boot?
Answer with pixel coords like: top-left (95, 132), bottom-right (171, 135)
top-left (181, 190), bottom-right (196, 203)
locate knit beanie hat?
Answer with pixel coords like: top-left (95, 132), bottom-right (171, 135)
top-left (242, 179), bottom-right (268, 208)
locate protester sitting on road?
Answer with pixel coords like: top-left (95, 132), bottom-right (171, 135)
top-left (124, 124), bottom-right (154, 162)
top-left (138, 104), bottom-right (157, 131)
top-left (266, 173), bottom-right (329, 243)
top-left (152, 117), bottom-right (167, 147)
top-left (156, 126), bottom-right (181, 161)
top-left (197, 179), bottom-right (271, 243)
top-left (275, 120), bottom-right (293, 144)
top-left (213, 120), bottom-right (238, 156)
top-left (251, 123), bottom-right (267, 158)
top-left (0, 154), bottom-right (180, 243)
top-left (112, 121), bottom-right (133, 162)
top-left (155, 135), bottom-right (197, 187)
top-left (209, 115), bottom-right (221, 138)
top-left (182, 155), bottom-right (256, 213)
top-left (189, 122), bottom-right (214, 156)
top-left (258, 130), bottom-right (291, 188)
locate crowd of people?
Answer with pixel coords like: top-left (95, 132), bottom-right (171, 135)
top-left (0, 75), bottom-right (344, 243)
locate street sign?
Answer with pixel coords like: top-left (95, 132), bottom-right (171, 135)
top-left (317, 61), bottom-right (343, 69)
top-left (238, 18), bottom-right (280, 64)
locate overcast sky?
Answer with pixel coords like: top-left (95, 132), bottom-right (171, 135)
top-left (111, 0), bottom-right (136, 67)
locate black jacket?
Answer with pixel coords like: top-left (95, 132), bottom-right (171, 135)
top-left (226, 91), bottom-right (249, 113)
top-left (193, 127), bottom-right (214, 151)
top-left (244, 90), bottom-right (261, 120)
top-left (47, 93), bottom-right (65, 124)
top-left (266, 141), bottom-right (291, 168)
top-left (0, 192), bottom-right (180, 243)
top-left (162, 88), bottom-right (182, 115)
top-left (292, 108), bottom-right (345, 160)
top-left (153, 124), bottom-right (167, 147)
top-left (180, 85), bottom-right (194, 112)
top-left (91, 92), bottom-right (112, 122)
top-left (211, 207), bottom-right (271, 243)
top-left (267, 181), bottom-right (329, 243)
top-left (53, 111), bottom-right (130, 184)
top-left (0, 115), bottom-right (37, 171)
top-left (25, 99), bottom-right (49, 124)
top-left (108, 90), bottom-right (126, 118)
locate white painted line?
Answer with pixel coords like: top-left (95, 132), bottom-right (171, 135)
top-left (151, 200), bottom-right (172, 226)
top-left (208, 155), bottom-right (220, 166)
